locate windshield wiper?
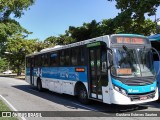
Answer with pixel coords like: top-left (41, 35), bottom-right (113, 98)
top-left (122, 45), bottom-right (133, 60)
top-left (122, 45), bottom-right (128, 52)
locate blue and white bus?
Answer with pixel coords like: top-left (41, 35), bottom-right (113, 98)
top-left (25, 34), bottom-right (159, 105)
top-left (148, 34), bottom-right (160, 98)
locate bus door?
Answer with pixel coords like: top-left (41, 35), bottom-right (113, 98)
top-left (30, 57), bottom-right (34, 85)
top-left (88, 43), bottom-right (108, 100)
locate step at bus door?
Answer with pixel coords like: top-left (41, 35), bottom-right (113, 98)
top-left (88, 43), bottom-right (108, 100)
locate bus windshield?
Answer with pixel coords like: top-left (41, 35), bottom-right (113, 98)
top-left (111, 47), bottom-right (155, 77)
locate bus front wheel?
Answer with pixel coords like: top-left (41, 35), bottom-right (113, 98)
top-left (78, 85), bottom-right (89, 104)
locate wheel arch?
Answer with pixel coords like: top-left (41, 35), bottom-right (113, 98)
top-left (74, 81), bottom-right (88, 96)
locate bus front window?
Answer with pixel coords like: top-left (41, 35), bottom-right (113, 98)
top-left (111, 48), bottom-right (155, 77)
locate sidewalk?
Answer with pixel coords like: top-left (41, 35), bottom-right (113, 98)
top-left (0, 74), bottom-right (25, 80)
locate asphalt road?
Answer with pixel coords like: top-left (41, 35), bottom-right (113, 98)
top-left (0, 77), bottom-right (160, 120)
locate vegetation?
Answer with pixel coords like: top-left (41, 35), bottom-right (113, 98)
top-left (0, 0), bottom-right (35, 75)
top-left (0, 100), bottom-right (18, 120)
top-left (108, 0), bottom-right (160, 33)
top-left (0, 0), bottom-right (160, 75)
top-left (0, 58), bottom-right (8, 72)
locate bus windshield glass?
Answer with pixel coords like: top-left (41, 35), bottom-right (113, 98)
top-left (111, 48), bottom-right (155, 77)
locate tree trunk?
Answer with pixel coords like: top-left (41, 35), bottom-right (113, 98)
top-left (17, 65), bottom-right (21, 76)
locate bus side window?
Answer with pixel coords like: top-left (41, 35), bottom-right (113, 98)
top-left (26, 57), bottom-right (31, 67)
top-left (41, 53), bottom-right (49, 67)
top-left (71, 46), bottom-right (85, 66)
top-left (60, 50), bottom-right (65, 66)
top-left (79, 46), bottom-right (85, 65)
top-left (50, 52), bottom-right (59, 66)
top-left (35, 55), bottom-right (40, 67)
top-left (71, 48), bottom-right (78, 66)
top-left (65, 49), bottom-right (70, 66)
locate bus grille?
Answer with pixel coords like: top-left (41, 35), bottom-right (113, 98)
top-left (116, 76), bottom-right (155, 86)
top-left (128, 91), bottom-right (155, 101)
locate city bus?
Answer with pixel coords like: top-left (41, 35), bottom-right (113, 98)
top-left (25, 34), bottom-right (159, 105)
top-left (148, 34), bottom-right (160, 98)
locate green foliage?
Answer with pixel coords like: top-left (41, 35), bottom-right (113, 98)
top-left (35, 40), bottom-right (46, 52)
top-left (0, 19), bottom-right (30, 44)
top-left (0, 0), bottom-right (35, 19)
top-left (62, 19), bottom-right (156, 42)
top-left (44, 1), bottom-right (158, 43)
top-left (0, 100), bottom-right (18, 120)
top-left (0, 0), bottom-right (34, 45)
top-left (44, 35), bottom-right (76, 47)
top-left (100, 19), bottom-right (115, 35)
top-left (0, 58), bottom-right (8, 72)
top-left (108, 0), bottom-right (160, 24)
top-left (113, 18), bottom-right (156, 35)
top-left (0, 0), bottom-right (35, 74)
top-left (4, 34), bottom-right (38, 75)
top-left (66, 20), bottom-right (102, 42)
top-left (0, 100), bottom-right (10, 111)
top-left (0, 0), bottom-right (157, 75)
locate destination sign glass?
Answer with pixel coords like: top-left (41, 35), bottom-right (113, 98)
top-left (111, 36), bottom-right (149, 44)
top-left (116, 68), bottom-right (132, 75)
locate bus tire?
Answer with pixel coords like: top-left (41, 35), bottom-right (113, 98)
top-left (78, 85), bottom-right (89, 104)
top-left (37, 79), bottom-right (43, 92)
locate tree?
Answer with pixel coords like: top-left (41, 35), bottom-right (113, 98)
top-left (4, 34), bottom-right (37, 75)
top-left (0, 19), bottom-right (31, 47)
top-left (44, 36), bottom-right (58, 47)
top-left (44, 35), bottom-right (75, 47)
top-left (0, 58), bottom-right (8, 72)
top-left (0, 0), bottom-right (34, 56)
top-left (66, 20), bottom-right (101, 42)
top-left (63, 18), bottom-right (156, 42)
top-left (100, 19), bottom-right (115, 35)
top-left (0, 0), bottom-right (35, 19)
top-left (113, 18), bottom-right (156, 35)
top-left (0, 0), bottom-right (35, 74)
top-left (0, 0), bottom-right (34, 43)
top-left (108, 0), bottom-right (160, 24)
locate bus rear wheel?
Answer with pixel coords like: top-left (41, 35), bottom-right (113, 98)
top-left (37, 79), bottom-right (43, 91)
top-left (78, 85), bottom-right (89, 104)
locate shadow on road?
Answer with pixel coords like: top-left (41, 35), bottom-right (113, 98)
top-left (12, 85), bottom-right (149, 113)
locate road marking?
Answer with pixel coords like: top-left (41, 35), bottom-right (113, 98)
top-left (72, 102), bottom-right (112, 116)
top-left (0, 95), bottom-right (26, 120)
top-left (29, 89), bottom-right (39, 93)
top-left (72, 102), bottom-right (98, 111)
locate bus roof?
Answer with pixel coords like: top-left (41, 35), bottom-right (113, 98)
top-left (148, 34), bottom-right (160, 41)
top-left (26, 35), bottom-right (109, 57)
top-left (26, 34), bottom-right (148, 57)
top-left (113, 34), bottom-right (145, 37)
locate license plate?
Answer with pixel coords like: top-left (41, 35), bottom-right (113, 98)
top-left (140, 96), bottom-right (148, 100)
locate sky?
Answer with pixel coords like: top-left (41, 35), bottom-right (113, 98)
top-left (15, 0), bottom-right (160, 41)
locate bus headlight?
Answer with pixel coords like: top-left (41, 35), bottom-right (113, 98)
top-left (121, 89), bottom-right (127, 96)
top-left (113, 85), bottom-right (127, 96)
top-left (114, 85), bottom-right (120, 91)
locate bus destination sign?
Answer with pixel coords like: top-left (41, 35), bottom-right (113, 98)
top-left (115, 37), bottom-right (145, 44)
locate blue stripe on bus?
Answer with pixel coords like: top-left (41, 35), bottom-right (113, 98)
top-left (26, 67), bottom-right (88, 82)
top-left (111, 77), bottom-right (156, 94)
